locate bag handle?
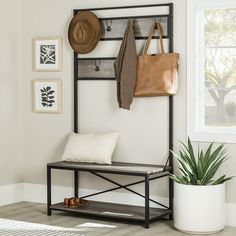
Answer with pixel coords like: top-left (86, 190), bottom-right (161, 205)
top-left (143, 22), bottom-right (165, 54)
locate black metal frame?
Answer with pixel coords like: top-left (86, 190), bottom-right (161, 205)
top-left (47, 162), bottom-right (171, 228)
top-left (47, 3), bottom-right (174, 229)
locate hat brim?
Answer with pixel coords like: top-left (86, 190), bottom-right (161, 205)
top-left (68, 11), bottom-right (101, 54)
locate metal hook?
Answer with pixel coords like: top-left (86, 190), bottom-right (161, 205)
top-left (105, 20), bottom-right (112, 32)
top-left (94, 60), bottom-right (101, 71)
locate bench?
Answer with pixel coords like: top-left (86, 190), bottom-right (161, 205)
top-left (47, 161), bottom-right (172, 228)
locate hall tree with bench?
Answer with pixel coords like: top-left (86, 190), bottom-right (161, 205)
top-left (47, 3), bottom-right (177, 228)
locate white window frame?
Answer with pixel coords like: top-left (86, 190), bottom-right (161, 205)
top-left (187, 0), bottom-right (236, 143)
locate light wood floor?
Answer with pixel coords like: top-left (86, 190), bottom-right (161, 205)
top-left (0, 202), bottom-right (235, 236)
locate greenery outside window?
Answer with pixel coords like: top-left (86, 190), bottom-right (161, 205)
top-left (187, 0), bottom-right (236, 143)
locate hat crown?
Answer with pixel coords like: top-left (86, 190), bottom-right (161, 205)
top-left (73, 21), bottom-right (89, 44)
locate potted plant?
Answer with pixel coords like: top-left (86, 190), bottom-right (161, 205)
top-left (170, 138), bottom-right (232, 234)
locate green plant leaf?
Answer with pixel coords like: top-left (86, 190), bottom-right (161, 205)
top-left (203, 144), bottom-right (226, 174)
top-left (202, 156), bottom-right (227, 184)
top-left (198, 150), bottom-right (204, 180)
top-left (181, 140), bottom-right (198, 173)
top-left (212, 175), bottom-right (233, 185)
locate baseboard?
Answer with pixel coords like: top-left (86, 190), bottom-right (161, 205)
top-left (1, 183), bottom-right (236, 227)
top-left (0, 184), bottom-right (23, 206)
top-left (226, 203), bottom-right (236, 227)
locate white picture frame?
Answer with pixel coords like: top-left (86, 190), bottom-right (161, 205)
top-left (33, 37), bottom-right (63, 72)
top-left (33, 79), bottom-right (62, 113)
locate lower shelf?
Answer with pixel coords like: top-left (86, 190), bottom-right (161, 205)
top-left (50, 200), bottom-right (171, 222)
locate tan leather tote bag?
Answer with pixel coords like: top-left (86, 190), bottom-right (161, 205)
top-left (134, 22), bottom-right (179, 97)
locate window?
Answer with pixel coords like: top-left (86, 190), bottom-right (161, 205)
top-left (187, 0), bottom-right (236, 143)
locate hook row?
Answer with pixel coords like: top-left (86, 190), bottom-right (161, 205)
top-left (104, 18), bottom-right (163, 32)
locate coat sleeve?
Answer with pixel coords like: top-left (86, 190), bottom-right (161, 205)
top-left (114, 19), bottom-right (137, 110)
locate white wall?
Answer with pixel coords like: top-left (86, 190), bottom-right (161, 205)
top-left (21, 0), bottom-right (74, 187)
top-left (0, 0), bottom-right (22, 185)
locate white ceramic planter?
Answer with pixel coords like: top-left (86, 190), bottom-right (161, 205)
top-left (174, 182), bottom-right (225, 234)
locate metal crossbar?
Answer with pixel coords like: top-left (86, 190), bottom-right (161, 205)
top-left (79, 171), bottom-right (169, 209)
top-left (80, 174), bottom-right (168, 200)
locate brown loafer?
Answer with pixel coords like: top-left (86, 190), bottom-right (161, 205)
top-left (64, 198), bottom-right (70, 207)
top-left (64, 197), bottom-right (79, 207)
top-left (64, 197), bottom-right (89, 208)
top-left (68, 198), bottom-right (79, 208)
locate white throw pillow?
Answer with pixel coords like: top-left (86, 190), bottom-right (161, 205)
top-left (62, 132), bottom-right (119, 164)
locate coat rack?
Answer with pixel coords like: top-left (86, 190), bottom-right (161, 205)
top-left (47, 3), bottom-right (174, 229)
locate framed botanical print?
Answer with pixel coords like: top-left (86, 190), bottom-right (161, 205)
top-left (33, 37), bottom-right (63, 71)
top-left (33, 79), bottom-right (62, 113)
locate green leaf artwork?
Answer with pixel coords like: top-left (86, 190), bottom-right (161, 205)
top-left (40, 86), bottom-right (55, 107)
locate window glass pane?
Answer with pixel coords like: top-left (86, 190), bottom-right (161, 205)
top-left (204, 8), bottom-right (236, 127)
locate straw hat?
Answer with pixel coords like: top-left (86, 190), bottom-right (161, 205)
top-left (68, 11), bottom-right (101, 54)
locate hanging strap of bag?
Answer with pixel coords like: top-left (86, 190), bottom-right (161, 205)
top-left (143, 22), bottom-right (165, 55)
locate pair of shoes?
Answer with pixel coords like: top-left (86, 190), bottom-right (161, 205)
top-left (64, 197), bottom-right (78, 208)
top-left (64, 197), bottom-right (89, 208)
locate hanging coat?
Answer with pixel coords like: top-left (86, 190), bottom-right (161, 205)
top-left (114, 19), bottom-right (137, 110)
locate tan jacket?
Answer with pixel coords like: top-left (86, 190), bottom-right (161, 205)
top-left (114, 19), bottom-right (137, 110)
